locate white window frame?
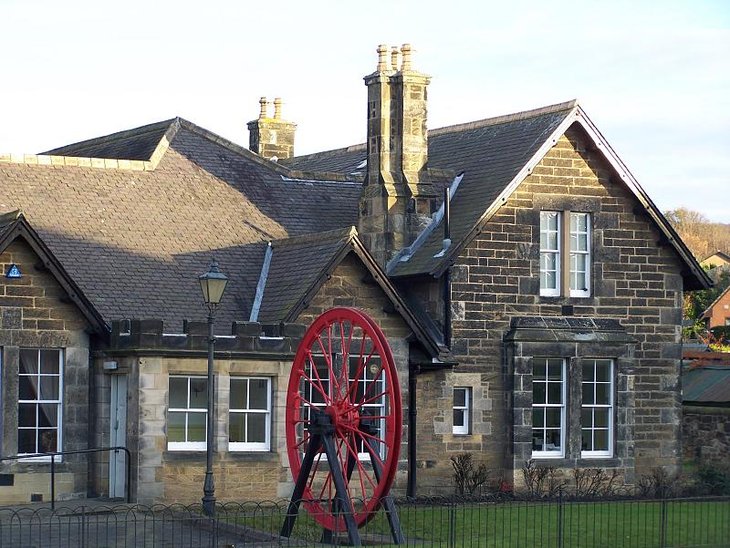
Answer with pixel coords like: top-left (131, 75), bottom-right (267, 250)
top-left (531, 358), bottom-right (566, 458)
top-left (167, 375), bottom-right (207, 451)
top-left (539, 211), bottom-right (561, 297)
top-left (539, 211), bottom-right (592, 298)
top-left (581, 359), bottom-right (614, 458)
top-left (18, 348), bottom-right (64, 462)
top-left (453, 387), bottom-right (471, 435)
top-left (229, 377), bottom-right (271, 452)
top-left (569, 212), bottom-right (591, 297)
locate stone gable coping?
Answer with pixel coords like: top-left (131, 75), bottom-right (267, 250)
top-left (108, 318), bottom-right (305, 356)
top-left (0, 152), bottom-right (154, 171)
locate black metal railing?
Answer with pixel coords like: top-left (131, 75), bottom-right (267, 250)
top-left (0, 494), bottom-right (727, 547)
top-left (0, 446), bottom-right (131, 509)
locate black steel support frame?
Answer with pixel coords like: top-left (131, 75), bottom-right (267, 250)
top-left (280, 411), bottom-right (404, 546)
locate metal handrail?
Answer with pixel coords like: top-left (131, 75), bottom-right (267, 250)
top-left (0, 446), bottom-right (131, 509)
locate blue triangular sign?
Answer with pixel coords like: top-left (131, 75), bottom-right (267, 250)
top-left (6, 264), bottom-right (21, 278)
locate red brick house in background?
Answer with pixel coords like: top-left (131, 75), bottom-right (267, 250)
top-left (0, 44), bottom-right (710, 504)
top-left (702, 285), bottom-right (730, 329)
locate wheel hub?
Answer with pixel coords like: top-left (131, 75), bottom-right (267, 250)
top-left (326, 400), bottom-right (360, 433)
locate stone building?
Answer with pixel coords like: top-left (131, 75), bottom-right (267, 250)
top-left (0, 45), bottom-right (709, 504)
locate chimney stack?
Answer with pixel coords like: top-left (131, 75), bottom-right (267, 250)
top-left (247, 97), bottom-right (296, 161)
top-left (358, 44), bottom-right (437, 267)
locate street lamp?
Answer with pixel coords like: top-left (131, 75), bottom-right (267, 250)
top-left (199, 259), bottom-right (228, 517)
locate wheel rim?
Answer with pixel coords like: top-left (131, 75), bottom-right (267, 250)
top-left (285, 307), bottom-right (402, 531)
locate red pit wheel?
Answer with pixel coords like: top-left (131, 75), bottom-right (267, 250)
top-left (285, 307), bottom-right (402, 533)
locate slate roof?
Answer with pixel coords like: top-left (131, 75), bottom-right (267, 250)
top-left (255, 227), bottom-right (356, 323)
top-left (43, 119), bottom-right (174, 160)
top-left (683, 363), bottom-right (730, 404)
top-left (286, 102), bottom-right (577, 277)
top-left (0, 119), bottom-right (359, 332)
top-left (0, 211), bottom-right (107, 333)
top-left (252, 226), bottom-right (453, 362)
top-left (286, 101), bottom-right (710, 290)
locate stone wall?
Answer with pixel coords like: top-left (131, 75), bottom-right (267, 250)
top-left (0, 240), bottom-right (91, 504)
top-left (415, 126), bottom-right (685, 492)
top-left (682, 406), bottom-right (730, 463)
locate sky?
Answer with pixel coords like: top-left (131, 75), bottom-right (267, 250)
top-left (1, 0), bottom-right (728, 221)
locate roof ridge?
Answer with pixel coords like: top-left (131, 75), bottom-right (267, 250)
top-left (271, 226), bottom-right (356, 248)
top-left (429, 100), bottom-right (578, 137)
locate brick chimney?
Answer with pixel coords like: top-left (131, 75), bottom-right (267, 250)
top-left (247, 97), bottom-right (296, 161)
top-left (359, 44), bottom-right (437, 267)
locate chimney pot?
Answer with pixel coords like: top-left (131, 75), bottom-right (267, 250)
top-left (273, 98), bottom-right (282, 119)
top-left (390, 46), bottom-right (400, 72)
top-left (259, 97), bottom-right (269, 119)
top-left (401, 43), bottom-right (412, 71)
top-left (377, 44), bottom-right (389, 72)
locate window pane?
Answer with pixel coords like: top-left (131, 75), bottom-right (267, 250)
top-left (248, 414), bottom-right (266, 443)
top-left (533, 382), bottom-right (546, 404)
top-left (595, 408), bottom-right (610, 428)
top-left (533, 361), bottom-right (546, 379)
top-left (229, 413), bottom-right (245, 442)
top-left (454, 388), bottom-right (466, 407)
top-left (18, 429), bottom-right (36, 453)
top-left (581, 429), bottom-right (591, 451)
top-left (596, 383), bottom-right (610, 405)
top-left (571, 212), bottom-right (588, 232)
top-left (581, 408), bottom-right (592, 426)
top-left (19, 376), bottom-right (38, 400)
top-left (546, 409), bottom-right (561, 427)
top-left (532, 430), bottom-right (545, 451)
top-left (547, 361), bottom-right (562, 380)
top-left (230, 379), bottom-right (247, 409)
top-left (595, 430), bottom-right (609, 451)
top-left (582, 363), bottom-right (594, 382)
top-left (38, 403), bottom-right (57, 427)
top-left (169, 378), bottom-right (188, 408)
top-left (40, 350), bottom-right (60, 374)
top-left (20, 350), bottom-right (38, 374)
top-left (545, 429), bottom-right (561, 449)
top-left (453, 409), bottom-right (465, 427)
top-left (39, 429), bottom-right (57, 452)
top-left (168, 412), bottom-right (186, 442)
top-left (541, 212), bottom-right (558, 231)
top-left (249, 379), bottom-right (268, 410)
top-left (533, 409), bottom-right (544, 427)
top-left (187, 412), bottom-right (206, 442)
top-left (189, 379), bottom-right (208, 409)
top-left (40, 377), bottom-right (59, 400)
top-left (19, 403), bottom-right (37, 427)
top-left (582, 384), bottom-right (594, 405)
top-left (596, 361), bottom-right (611, 382)
top-left (547, 383), bottom-right (562, 404)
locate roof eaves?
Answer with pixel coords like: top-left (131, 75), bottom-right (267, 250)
top-left (570, 106), bottom-right (712, 290)
top-left (429, 100), bottom-right (579, 137)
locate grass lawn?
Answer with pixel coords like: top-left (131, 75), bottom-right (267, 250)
top-left (239, 498), bottom-right (730, 547)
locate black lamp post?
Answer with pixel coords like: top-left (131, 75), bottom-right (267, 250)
top-left (199, 259), bottom-right (228, 517)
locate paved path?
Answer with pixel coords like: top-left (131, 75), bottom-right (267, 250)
top-left (0, 500), bottom-right (306, 547)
